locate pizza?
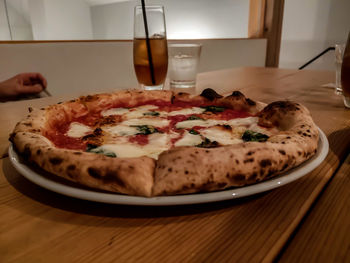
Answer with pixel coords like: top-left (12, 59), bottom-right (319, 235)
top-left (9, 88), bottom-right (319, 197)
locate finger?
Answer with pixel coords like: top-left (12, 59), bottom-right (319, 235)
top-left (17, 84), bottom-right (44, 94)
top-left (19, 72), bottom-right (40, 81)
top-left (29, 73), bottom-right (47, 88)
top-left (21, 73), bottom-right (47, 88)
top-left (36, 73), bottom-right (47, 88)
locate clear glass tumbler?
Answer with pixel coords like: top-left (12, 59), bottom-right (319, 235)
top-left (133, 5), bottom-right (168, 90)
top-left (341, 32), bottom-right (350, 108)
top-left (335, 44), bottom-right (345, 95)
top-left (168, 43), bottom-right (202, 93)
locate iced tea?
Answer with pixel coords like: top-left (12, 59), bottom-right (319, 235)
top-left (133, 37), bottom-right (168, 87)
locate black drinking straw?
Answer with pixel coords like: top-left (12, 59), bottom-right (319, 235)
top-left (141, 0), bottom-right (156, 85)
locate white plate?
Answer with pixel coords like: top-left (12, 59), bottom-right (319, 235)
top-left (8, 128), bottom-right (328, 206)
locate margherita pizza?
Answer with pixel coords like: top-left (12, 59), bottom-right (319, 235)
top-left (9, 89), bottom-right (319, 196)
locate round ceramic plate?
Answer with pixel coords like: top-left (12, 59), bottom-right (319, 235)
top-left (8, 128), bottom-right (328, 206)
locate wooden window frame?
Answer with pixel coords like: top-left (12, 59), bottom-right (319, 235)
top-left (249, 0), bottom-right (285, 67)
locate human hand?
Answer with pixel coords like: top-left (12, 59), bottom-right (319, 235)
top-left (0, 73), bottom-right (47, 101)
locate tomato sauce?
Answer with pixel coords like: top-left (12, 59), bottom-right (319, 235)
top-left (168, 115), bottom-right (189, 128)
top-left (45, 112), bottom-right (100, 150)
top-left (128, 134), bottom-right (149, 145)
top-left (44, 130), bottom-right (86, 150)
top-left (74, 113), bottom-right (100, 126)
top-left (191, 126), bottom-right (206, 132)
top-left (215, 109), bottom-right (252, 120)
top-left (45, 99), bottom-right (253, 149)
top-left (104, 99), bottom-right (207, 113)
top-left (170, 129), bottom-right (185, 144)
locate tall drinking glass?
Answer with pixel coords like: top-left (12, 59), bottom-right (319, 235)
top-left (335, 44), bottom-right (345, 95)
top-left (133, 5), bottom-right (168, 90)
top-left (341, 32), bottom-right (350, 108)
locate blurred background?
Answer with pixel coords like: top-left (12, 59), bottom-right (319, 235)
top-left (1, 0), bottom-right (350, 70)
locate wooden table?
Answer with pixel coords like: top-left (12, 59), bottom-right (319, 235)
top-left (0, 67), bottom-right (349, 262)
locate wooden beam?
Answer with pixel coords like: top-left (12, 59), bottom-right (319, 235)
top-left (264, 0), bottom-right (285, 67)
top-left (249, 0), bottom-right (285, 67)
top-left (248, 0), bottom-right (266, 38)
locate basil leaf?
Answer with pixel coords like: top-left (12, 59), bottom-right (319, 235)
top-left (196, 138), bottom-right (219, 148)
top-left (187, 115), bottom-right (203, 121)
top-left (103, 152), bottom-right (117, 158)
top-left (132, 125), bottom-right (158, 135)
top-left (201, 106), bottom-right (225, 113)
top-left (143, 111), bottom-right (160, 116)
top-left (86, 144), bottom-right (98, 152)
top-left (242, 130), bottom-right (269, 142)
top-left (86, 145), bottom-right (117, 158)
top-left (189, 129), bottom-right (199, 135)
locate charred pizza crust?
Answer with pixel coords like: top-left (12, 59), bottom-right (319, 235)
top-left (153, 100), bottom-right (318, 195)
top-left (9, 89), bottom-right (319, 197)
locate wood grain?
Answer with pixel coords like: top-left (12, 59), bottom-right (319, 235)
top-left (263, 0), bottom-right (285, 67)
top-left (278, 154), bottom-right (350, 263)
top-left (0, 67), bottom-right (349, 262)
top-left (248, 0), bottom-right (285, 67)
top-left (0, 156), bottom-right (339, 263)
top-left (248, 0), bottom-right (266, 38)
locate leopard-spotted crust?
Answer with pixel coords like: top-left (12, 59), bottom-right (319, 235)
top-left (153, 101), bottom-right (318, 195)
top-left (9, 89), bottom-right (171, 197)
top-left (9, 89), bottom-right (318, 197)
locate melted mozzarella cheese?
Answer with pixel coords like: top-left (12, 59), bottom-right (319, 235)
top-left (103, 125), bottom-right (139, 136)
top-left (99, 144), bottom-right (149, 158)
top-left (101, 107), bottom-right (129, 116)
top-left (174, 131), bottom-right (203, 147)
top-left (66, 122), bottom-right (93, 138)
top-left (100, 142), bottom-right (170, 160)
top-left (175, 117), bottom-right (259, 129)
top-left (147, 133), bottom-right (172, 158)
top-left (148, 133), bottom-right (171, 148)
top-left (175, 119), bottom-right (219, 129)
top-left (122, 117), bottom-right (170, 128)
top-left (89, 104), bottom-right (263, 159)
top-left (168, 107), bottom-right (206, 116)
top-left (125, 105), bottom-right (159, 119)
top-left (227, 117), bottom-right (259, 126)
top-left (97, 132), bottom-right (173, 159)
top-left (247, 123), bottom-right (271, 136)
top-left (135, 104), bottom-right (159, 111)
top-left (200, 126), bottom-right (242, 145)
top-left (101, 105), bottom-right (159, 119)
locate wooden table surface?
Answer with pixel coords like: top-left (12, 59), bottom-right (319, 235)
top-left (0, 67), bottom-right (349, 263)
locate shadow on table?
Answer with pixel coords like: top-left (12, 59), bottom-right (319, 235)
top-left (327, 127), bottom-right (350, 160)
top-left (2, 157), bottom-right (264, 222)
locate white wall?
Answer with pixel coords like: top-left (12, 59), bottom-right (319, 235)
top-left (28, 0), bottom-right (93, 40)
top-left (0, 0), bottom-right (11, 40)
top-left (0, 39), bottom-right (266, 96)
top-left (91, 0), bottom-right (249, 39)
top-left (280, 0), bottom-right (350, 70)
top-left (2, 0), bottom-right (249, 41)
top-left (0, 0), bottom-right (33, 40)
top-left (28, 0), bottom-right (46, 40)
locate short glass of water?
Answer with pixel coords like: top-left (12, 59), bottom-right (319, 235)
top-left (168, 43), bottom-right (202, 93)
